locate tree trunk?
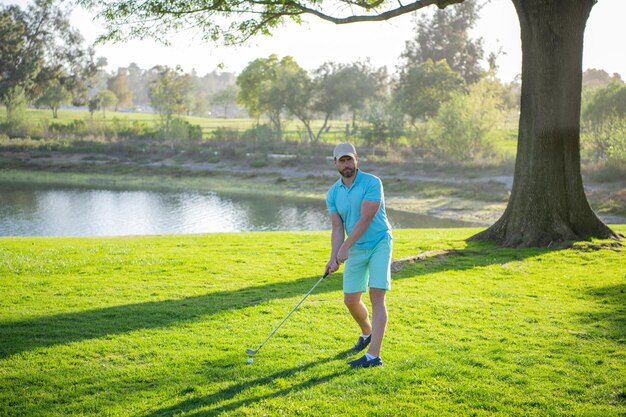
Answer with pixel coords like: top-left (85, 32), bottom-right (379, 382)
top-left (470, 0), bottom-right (619, 247)
top-left (315, 114), bottom-right (331, 142)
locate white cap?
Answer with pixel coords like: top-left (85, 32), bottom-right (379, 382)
top-left (333, 143), bottom-right (357, 160)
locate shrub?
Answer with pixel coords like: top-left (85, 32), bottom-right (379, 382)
top-left (211, 127), bottom-right (240, 141)
top-left (582, 80), bottom-right (626, 125)
top-left (427, 78), bottom-right (505, 162)
top-left (581, 116), bottom-right (626, 179)
top-left (241, 124), bottom-right (275, 146)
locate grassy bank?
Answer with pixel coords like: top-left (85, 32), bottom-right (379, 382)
top-left (1, 227), bottom-right (625, 416)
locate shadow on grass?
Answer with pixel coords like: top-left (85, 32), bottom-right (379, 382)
top-left (142, 351), bottom-right (353, 417)
top-left (0, 242), bottom-right (545, 358)
top-left (580, 283), bottom-right (626, 343)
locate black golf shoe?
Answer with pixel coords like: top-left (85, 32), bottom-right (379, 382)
top-left (348, 355), bottom-right (383, 368)
top-left (351, 335), bottom-right (371, 352)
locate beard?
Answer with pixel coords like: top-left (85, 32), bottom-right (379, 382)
top-left (340, 167), bottom-right (356, 178)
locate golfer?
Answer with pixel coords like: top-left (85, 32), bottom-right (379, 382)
top-left (325, 143), bottom-right (392, 368)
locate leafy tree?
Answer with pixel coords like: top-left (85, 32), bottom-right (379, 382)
top-left (583, 69), bottom-right (623, 90)
top-left (0, 0), bottom-right (99, 118)
top-left (582, 80), bottom-right (626, 126)
top-left (394, 59), bottom-right (466, 125)
top-left (149, 65), bottom-right (192, 132)
top-left (126, 63), bottom-right (151, 106)
top-left (401, 0), bottom-right (485, 84)
top-left (469, 1), bottom-right (619, 246)
top-left (581, 81), bottom-right (626, 173)
top-left (211, 85), bottom-right (239, 118)
top-left (309, 61), bottom-right (385, 140)
top-left (35, 79), bottom-right (71, 118)
top-left (237, 55), bottom-right (311, 140)
top-left (310, 62), bottom-right (346, 141)
top-left (88, 95), bottom-right (100, 119)
top-left (427, 77), bottom-right (505, 161)
top-left (107, 69), bottom-right (133, 111)
top-left (97, 89), bottom-right (118, 118)
top-left (340, 61), bottom-right (387, 130)
top-left (0, 3), bottom-right (45, 120)
top-left (361, 99), bottom-right (405, 150)
top-left (279, 59), bottom-right (315, 142)
top-left (581, 116), bottom-right (626, 169)
top-left (237, 55), bottom-right (281, 136)
top-left (75, 0), bottom-right (621, 246)
top-left (189, 70), bottom-right (210, 117)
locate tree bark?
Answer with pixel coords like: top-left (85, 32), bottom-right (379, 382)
top-left (469, 0), bottom-right (619, 247)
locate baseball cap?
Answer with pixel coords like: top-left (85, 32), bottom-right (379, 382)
top-left (333, 143), bottom-right (357, 160)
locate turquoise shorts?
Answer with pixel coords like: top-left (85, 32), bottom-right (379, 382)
top-left (343, 235), bottom-right (392, 293)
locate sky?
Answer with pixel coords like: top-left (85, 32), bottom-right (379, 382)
top-left (7, 0), bottom-right (626, 82)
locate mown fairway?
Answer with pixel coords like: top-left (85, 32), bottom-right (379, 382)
top-left (1, 227), bottom-right (625, 416)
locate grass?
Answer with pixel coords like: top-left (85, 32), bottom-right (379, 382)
top-left (1, 227), bottom-right (625, 416)
top-left (0, 107), bottom-right (348, 141)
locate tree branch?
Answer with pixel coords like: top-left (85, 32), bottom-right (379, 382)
top-left (278, 0), bottom-right (464, 24)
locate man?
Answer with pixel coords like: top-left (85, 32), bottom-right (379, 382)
top-left (325, 143), bottom-right (393, 368)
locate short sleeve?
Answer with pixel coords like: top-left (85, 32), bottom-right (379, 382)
top-left (363, 177), bottom-right (382, 202)
top-left (326, 187), bottom-right (337, 213)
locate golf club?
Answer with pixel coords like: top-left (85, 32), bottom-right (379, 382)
top-left (246, 271), bottom-right (329, 356)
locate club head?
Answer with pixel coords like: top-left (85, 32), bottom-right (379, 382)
top-left (245, 348), bottom-right (258, 355)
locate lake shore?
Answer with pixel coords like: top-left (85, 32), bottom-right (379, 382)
top-left (2, 149), bottom-right (625, 226)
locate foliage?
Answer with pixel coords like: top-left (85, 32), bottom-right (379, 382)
top-left (1, 87), bottom-right (27, 130)
top-left (211, 85), bottom-right (239, 118)
top-left (361, 98), bottom-right (405, 149)
top-left (241, 124), bottom-right (275, 146)
top-left (34, 79), bottom-right (72, 118)
top-left (279, 58), bottom-right (315, 142)
top-left (394, 59), bottom-right (466, 125)
top-left (149, 65), bottom-right (193, 143)
top-left (309, 62), bottom-right (346, 141)
top-left (237, 56), bottom-right (276, 126)
top-left (168, 117), bottom-right (203, 145)
top-left (582, 80), bottom-right (626, 125)
top-left (77, 0), bottom-right (464, 44)
top-left (401, 0), bottom-right (485, 84)
top-left (96, 89), bottom-right (118, 118)
top-left (107, 68), bottom-right (133, 111)
top-left (0, 1), bottom-right (99, 113)
top-left (581, 115), bottom-right (626, 173)
top-left (583, 68), bottom-right (623, 90)
top-left (237, 55), bottom-right (312, 141)
top-left (125, 63), bottom-right (152, 106)
top-left (337, 61), bottom-right (387, 129)
top-left (0, 228), bottom-right (625, 415)
top-left (427, 77), bottom-right (506, 161)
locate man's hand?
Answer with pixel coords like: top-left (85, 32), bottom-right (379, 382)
top-left (325, 258), bottom-right (340, 275)
top-left (337, 244), bottom-right (349, 264)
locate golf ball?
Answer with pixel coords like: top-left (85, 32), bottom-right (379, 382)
top-left (247, 358), bottom-right (253, 364)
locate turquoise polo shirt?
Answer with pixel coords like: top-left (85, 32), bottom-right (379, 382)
top-left (326, 170), bottom-right (392, 249)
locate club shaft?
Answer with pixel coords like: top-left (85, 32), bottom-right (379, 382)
top-left (252, 272), bottom-right (328, 353)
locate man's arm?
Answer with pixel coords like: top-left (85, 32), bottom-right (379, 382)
top-left (336, 200), bottom-right (380, 263)
top-left (326, 212), bottom-right (345, 274)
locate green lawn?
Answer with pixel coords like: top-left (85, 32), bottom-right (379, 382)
top-left (1, 228), bottom-right (625, 416)
top-left (0, 107), bottom-right (347, 140)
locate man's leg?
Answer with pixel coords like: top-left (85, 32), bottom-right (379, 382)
top-left (344, 292), bottom-right (372, 336)
top-left (366, 288), bottom-right (387, 357)
top-left (365, 236), bottom-right (391, 358)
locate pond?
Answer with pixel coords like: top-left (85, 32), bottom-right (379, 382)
top-left (0, 183), bottom-right (472, 237)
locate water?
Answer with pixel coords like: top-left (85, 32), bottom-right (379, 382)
top-left (0, 183), bottom-right (471, 237)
